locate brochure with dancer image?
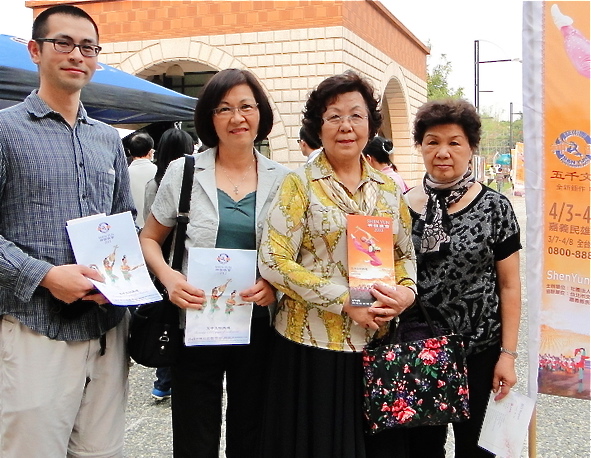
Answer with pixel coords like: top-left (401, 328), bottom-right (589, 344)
top-left (346, 214), bottom-right (395, 306)
top-left (185, 248), bottom-right (257, 346)
top-left (66, 211), bottom-right (162, 306)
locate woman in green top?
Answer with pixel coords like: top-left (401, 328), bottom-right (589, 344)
top-left (140, 69), bottom-right (289, 458)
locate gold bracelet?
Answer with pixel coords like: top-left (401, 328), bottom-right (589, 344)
top-left (500, 347), bottom-right (518, 359)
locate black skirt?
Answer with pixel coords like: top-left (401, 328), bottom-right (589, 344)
top-left (260, 331), bottom-right (408, 458)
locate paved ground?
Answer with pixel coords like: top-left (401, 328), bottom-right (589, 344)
top-left (124, 194), bottom-right (590, 458)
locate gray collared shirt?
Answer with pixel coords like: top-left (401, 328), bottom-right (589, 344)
top-left (0, 91), bottom-right (136, 340)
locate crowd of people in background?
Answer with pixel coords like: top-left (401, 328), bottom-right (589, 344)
top-left (0, 5), bottom-right (523, 458)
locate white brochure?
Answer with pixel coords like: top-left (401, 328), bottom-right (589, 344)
top-left (478, 390), bottom-right (536, 458)
top-left (185, 247), bottom-right (256, 346)
top-left (66, 211), bottom-right (162, 306)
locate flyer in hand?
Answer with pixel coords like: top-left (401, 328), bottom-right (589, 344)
top-left (185, 248), bottom-right (257, 346)
top-left (66, 211), bottom-right (162, 306)
top-left (478, 391), bottom-right (535, 458)
top-left (346, 214), bottom-right (395, 306)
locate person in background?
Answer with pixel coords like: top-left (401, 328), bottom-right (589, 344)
top-left (143, 128), bottom-right (194, 225)
top-left (0, 5), bottom-right (134, 457)
top-left (258, 70), bottom-right (417, 458)
top-left (140, 68), bottom-right (289, 458)
top-left (486, 165), bottom-right (495, 186)
top-left (143, 127), bottom-right (194, 402)
top-left (404, 99), bottom-right (521, 457)
top-left (128, 132), bottom-right (156, 227)
top-left (363, 135), bottom-right (409, 192)
top-left (298, 125), bottom-right (322, 162)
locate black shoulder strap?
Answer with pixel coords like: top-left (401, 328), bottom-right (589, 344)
top-left (170, 154), bottom-right (195, 271)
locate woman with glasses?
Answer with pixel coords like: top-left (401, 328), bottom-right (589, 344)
top-left (140, 68), bottom-right (289, 457)
top-left (258, 70), bottom-right (417, 458)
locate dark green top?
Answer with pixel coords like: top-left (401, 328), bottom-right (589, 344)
top-left (216, 189), bottom-right (267, 318)
top-left (215, 190), bottom-right (256, 249)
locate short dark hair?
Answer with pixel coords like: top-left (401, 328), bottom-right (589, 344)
top-left (302, 70), bottom-right (382, 146)
top-left (154, 128), bottom-right (194, 185)
top-left (194, 69), bottom-right (273, 148)
top-left (413, 99), bottom-right (481, 149)
top-left (128, 133), bottom-right (154, 158)
top-left (32, 5), bottom-right (99, 42)
top-left (299, 126), bottom-right (321, 150)
top-left (363, 136), bottom-right (393, 166)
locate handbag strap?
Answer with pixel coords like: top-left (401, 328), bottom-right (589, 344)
top-left (389, 277), bottom-right (439, 343)
top-left (413, 296), bottom-right (438, 337)
top-left (170, 154), bottom-right (195, 271)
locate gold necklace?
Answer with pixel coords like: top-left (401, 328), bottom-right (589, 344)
top-left (218, 158), bottom-right (255, 195)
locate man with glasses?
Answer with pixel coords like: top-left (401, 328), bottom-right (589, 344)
top-left (0, 5), bottom-right (135, 457)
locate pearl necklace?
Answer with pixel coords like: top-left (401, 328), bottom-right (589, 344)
top-left (218, 157), bottom-right (255, 195)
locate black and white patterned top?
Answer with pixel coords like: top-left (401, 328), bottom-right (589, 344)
top-left (409, 186), bottom-right (521, 355)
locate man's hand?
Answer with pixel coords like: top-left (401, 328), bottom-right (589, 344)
top-left (40, 264), bottom-right (107, 304)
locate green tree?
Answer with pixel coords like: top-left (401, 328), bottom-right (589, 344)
top-left (427, 54), bottom-right (464, 100)
top-left (477, 109), bottom-right (523, 165)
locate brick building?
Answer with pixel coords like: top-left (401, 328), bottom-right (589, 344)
top-left (26, 0), bottom-right (429, 182)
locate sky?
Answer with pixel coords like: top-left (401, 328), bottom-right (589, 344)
top-left (0, 1), bottom-right (523, 120)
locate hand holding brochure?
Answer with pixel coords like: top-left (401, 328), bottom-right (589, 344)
top-left (66, 211), bottom-right (162, 306)
top-left (477, 391), bottom-right (535, 458)
top-left (185, 248), bottom-right (257, 346)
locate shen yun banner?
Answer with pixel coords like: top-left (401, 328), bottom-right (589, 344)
top-left (185, 248), bottom-right (257, 346)
top-left (524, 1), bottom-right (590, 401)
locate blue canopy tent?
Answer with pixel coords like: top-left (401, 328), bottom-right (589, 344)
top-left (0, 35), bottom-right (196, 124)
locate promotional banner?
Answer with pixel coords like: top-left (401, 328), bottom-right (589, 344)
top-left (512, 142), bottom-right (525, 196)
top-left (524, 1), bottom-right (590, 400)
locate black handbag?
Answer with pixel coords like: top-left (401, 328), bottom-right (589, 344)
top-left (128, 155), bottom-right (194, 368)
top-left (362, 296), bottom-right (470, 433)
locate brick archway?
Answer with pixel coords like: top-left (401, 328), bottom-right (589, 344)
top-left (377, 63), bottom-right (421, 183)
top-left (112, 38), bottom-right (289, 162)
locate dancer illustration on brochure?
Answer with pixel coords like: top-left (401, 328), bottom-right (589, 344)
top-left (350, 226), bottom-right (383, 266)
top-left (210, 278), bottom-right (232, 313)
top-left (120, 254), bottom-right (144, 281)
top-left (103, 245), bottom-right (119, 283)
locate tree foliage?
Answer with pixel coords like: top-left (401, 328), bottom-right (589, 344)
top-left (478, 109), bottom-right (523, 164)
top-left (427, 54), bottom-right (464, 100)
top-left (424, 53), bottom-right (523, 168)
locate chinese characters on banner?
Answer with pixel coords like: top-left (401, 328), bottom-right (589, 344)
top-left (525, 1), bottom-right (590, 400)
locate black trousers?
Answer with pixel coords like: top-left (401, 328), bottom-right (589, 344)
top-left (406, 344), bottom-right (500, 458)
top-left (171, 317), bottom-right (271, 458)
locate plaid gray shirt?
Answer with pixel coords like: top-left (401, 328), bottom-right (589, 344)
top-left (0, 91), bottom-right (136, 340)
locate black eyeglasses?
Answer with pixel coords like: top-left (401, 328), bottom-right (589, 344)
top-left (36, 38), bottom-right (102, 57)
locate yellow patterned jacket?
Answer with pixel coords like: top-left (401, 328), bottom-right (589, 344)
top-left (259, 152), bottom-right (417, 352)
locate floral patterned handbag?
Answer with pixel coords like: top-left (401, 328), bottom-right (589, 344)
top-left (362, 297), bottom-right (470, 433)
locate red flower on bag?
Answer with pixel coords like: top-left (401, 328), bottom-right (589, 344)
top-left (439, 403), bottom-right (448, 411)
top-left (425, 338), bottom-right (442, 349)
top-left (437, 380), bottom-right (446, 388)
top-left (381, 402), bottom-right (391, 412)
top-left (392, 399), bottom-right (416, 423)
top-left (403, 364), bottom-right (410, 373)
top-left (418, 348), bottom-right (437, 365)
top-left (458, 385), bottom-right (469, 395)
top-left (363, 354), bottom-right (375, 363)
top-left (385, 350), bottom-right (396, 361)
